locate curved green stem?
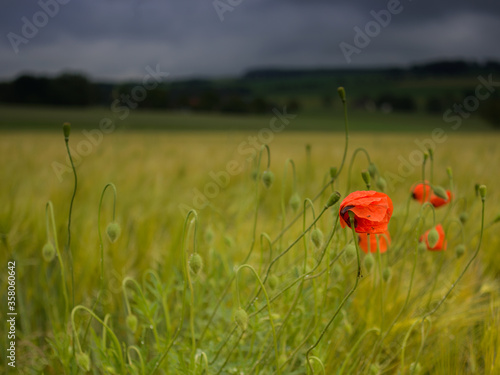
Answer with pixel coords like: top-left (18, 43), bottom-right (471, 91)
top-left (128, 345), bottom-right (146, 375)
top-left (346, 147), bottom-right (372, 192)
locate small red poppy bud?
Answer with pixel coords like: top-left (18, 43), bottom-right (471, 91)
top-left (337, 87), bottom-right (346, 102)
top-left (262, 170), bottom-right (274, 189)
top-left (420, 224), bottom-right (447, 251)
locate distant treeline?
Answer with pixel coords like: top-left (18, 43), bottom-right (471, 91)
top-left (1, 60), bottom-right (499, 126)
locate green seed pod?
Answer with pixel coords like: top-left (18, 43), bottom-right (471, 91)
top-left (364, 253), bottom-right (375, 272)
top-left (268, 274), bottom-right (279, 291)
top-left (262, 170), bottom-right (274, 189)
top-left (427, 227), bottom-right (440, 248)
top-left (382, 267), bottom-right (391, 282)
top-left (459, 212), bottom-right (469, 224)
top-left (106, 222), bottom-right (121, 243)
top-left (345, 243), bottom-right (357, 262)
top-left (76, 352), bottom-right (91, 372)
top-left (224, 235), bottom-right (234, 248)
top-left (289, 193), bottom-right (301, 213)
top-left (234, 307), bottom-right (249, 331)
top-left (329, 167), bottom-right (338, 179)
top-left (446, 167), bottom-right (453, 179)
top-left (361, 169), bottom-right (371, 187)
top-left (42, 242), bottom-right (56, 262)
top-left (474, 183), bottom-right (480, 196)
top-left (432, 186), bottom-right (448, 200)
top-left (455, 244), bottom-right (466, 258)
top-left (326, 191), bottom-right (341, 208)
top-left (62, 122), bottom-right (71, 139)
top-left (331, 263), bottom-right (343, 280)
top-left (337, 87), bottom-right (346, 102)
top-left (368, 163), bottom-right (378, 179)
top-left (376, 177), bottom-right (387, 192)
top-left (409, 362), bottom-right (422, 375)
top-left (479, 185), bottom-right (487, 200)
top-left (189, 253), bottom-right (203, 275)
top-left (418, 242), bottom-right (427, 252)
top-left (311, 228), bottom-right (324, 249)
top-left (251, 169), bottom-right (258, 181)
top-left (126, 314), bottom-right (138, 333)
top-left (428, 148), bottom-right (434, 160)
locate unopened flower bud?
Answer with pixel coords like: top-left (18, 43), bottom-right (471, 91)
top-left (42, 242), bottom-right (56, 262)
top-left (455, 244), bottom-right (465, 258)
top-left (262, 170), bottom-right (274, 189)
top-left (427, 227), bottom-right (440, 248)
top-left (326, 191), bottom-right (341, 208)
top-left (329, 167), bottom-right (338, 179)
top-left (382, 267), bottom-right (391, 282)
top-left (368, 163), bottom-right (378, 179)
top-left (345, 243), bottom-right (357, 261)
top-left (446, 167), bottom-right (453, 179)
top-left (376, 177), bottom-right (387, 192)
top-left (311, 228), bottom-right (323, 249)
top-left (106, 222), bottom-right (121, 243)
top-left (189, 253), bottom-right (203, 275)
top-left (63, 122), bottom-right (71, 139)
top-left (364, 253), bottom-right (374, 272)
top-left (76, 352), bottom-right (91, 372)
top-left (418, 242), bottom-right (427, 252)
top-left (331, 263), bottom-right (343, 279)
top-left (409, 362), bottom-right (422, 375)
top-left (459, 212), bottom-right (468, 224)
top-left (479, 185), bottom-right (486, 200)
top-left (361, 170), bottom-right (371, 187)
top-left (126, 314), bottom-right (138, 333)
top-left (268, 274), bottom-right (279, 291)
top-left (432, 186), bottom-right (448, 200)
top-left (428, 148), bottom-right (434, 160)
top-left (337, 87), bottom-right (346, 102)
top-left (289, 193), bottom-right (301, 213)
top-left (234, 307), bottom-right (248, 331)
top-left (204, 227), bottom-right (215, 244)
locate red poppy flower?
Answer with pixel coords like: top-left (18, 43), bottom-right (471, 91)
top-left (420, 224), bottom-right (447, 251)
top-left (411, 181), bottom-right (432, 203)
top-left (430, 190), bottom-right (452, 208)
top-left (339, 191), bottom-right (393, 234)
top-left (358, 230), bottom-right (391, 254)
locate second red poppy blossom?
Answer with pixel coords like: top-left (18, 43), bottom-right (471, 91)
top-left (339, 191), bottom-right (393, 234)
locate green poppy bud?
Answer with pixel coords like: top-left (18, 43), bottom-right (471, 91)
top-left (337, 87), bottom-right (346, 102)
top-left (376, 177), bottom-right (387, 192)
top-left (364, 253), bottom-right (375, 272)
top-left (268, 274), bottom-right (279, 291)
top-left (479, 185), bottom-right (486, 200)
top-left (361, 170), bottom-right (371, 187)
top-left (345, 243), bottom-right (357, 262)
top-left (446, 167), bottom-right (453, 179)
top-left (126, 314), bottom-right (138, 333)
top-left (382, 267), bottom-right (391, 282)
top-left (432, 186), bottom-right (448, 200)
top-left (455, 244), bottom-right (465, 258)
top-left (189, 253), bottom-right (203, 275)
top-left (368, 163), bottom-right (378, 179)
top-left (289, 193), bottom-right (301, 213)
top-left (409, 362), bottom-right (422, 375)
top-left (251, 169), bottom-right (258, 181)
top-left (204, 227), bottom-right (215, 244)
top-left (311, 228), bottom-right (324, 249)
top-left (42, 242), bottom-right (56, 262)
top-left (418, 242), bottom-right (427, 252)
top-left (326, 191), bottom-right (341, 208)
top-left (62, 122), bottom-right (71, 139)
top-left (329, 167), bottom-right (338, 179)
top-left (106, 222), bottom-right (121, 243)
top-left (331, 263), bottom-right (343, 280)
top-left (427, 227), bottom-right (440, 248)
top-left (459, 212), bottom-right (468, 224)
top-left (234, 307), bottom-right (248, 331)
top-left (428, 148), bottom-right (434, 159)
top-left (76, 352), bottom-right (91, 372)
top-left (262, 170), bottom-right (274, 189)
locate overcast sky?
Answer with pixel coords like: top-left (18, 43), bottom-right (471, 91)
top-left (1, 0), bottom-right (499, 81)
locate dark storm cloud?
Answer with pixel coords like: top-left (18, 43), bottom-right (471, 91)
top-left (1, 0), bottom-right (499, 80)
